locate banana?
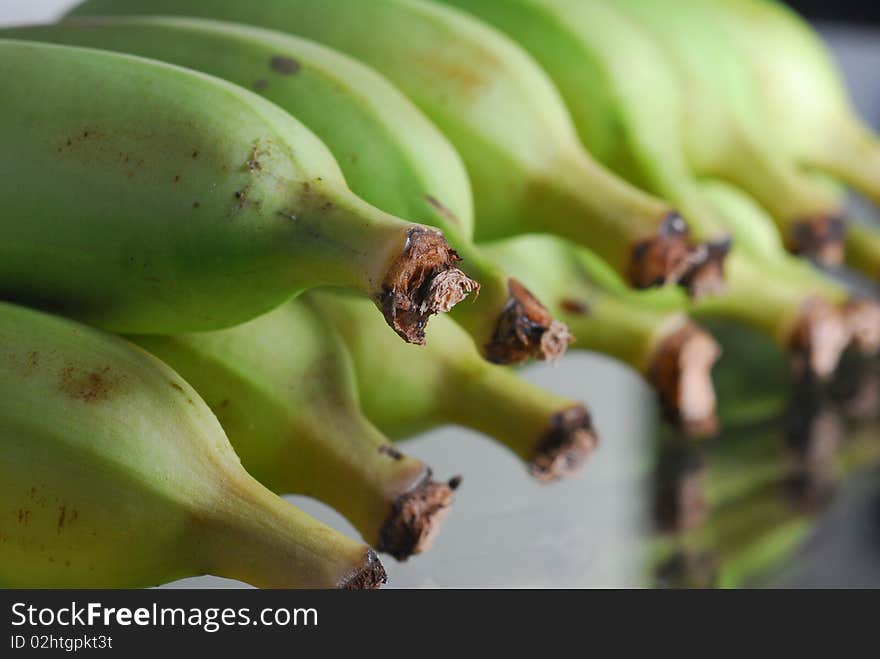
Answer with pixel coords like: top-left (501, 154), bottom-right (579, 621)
top-left (702, 179), bottom-right (880, 356)
top-left (612, 0), bottom-right (846, 263)
top-left (308, 291), bottom-right (598, 483)
top-left (3, 16), bottom-right (564, 364)
top-left (438, 0), bottom-right (843, 263)
top-left (0, 300), bottom-right (386, 589)
top-left (846, 224), bottom-right (880, 282)
top-left (68, 0), bottom-right (717, 294)
top-left (130, 299), bottom-right (458, 561)
top-left (699, 0), bottom-right (880, 208)
top-left (0, 39), bottom-right (476, 345)
top-left (483, 235), bottom-right (720, 438)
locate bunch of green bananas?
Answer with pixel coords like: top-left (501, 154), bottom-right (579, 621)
top-left (1, 0), bottom-right (879, 588)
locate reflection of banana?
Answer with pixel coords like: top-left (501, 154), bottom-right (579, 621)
top-left (4, 17), bottom-right (564, 364)
top-left (0, 301), bottom-right (386, 589)
top-left (309, 291), bottom-right (598, 483)
top-left (132, 300), bottom-right (457, 562)
top-left (484, 235), bottom-right (720, 438)
top-left (0, 39), bottom-right (474, 344)
top-left (69, 0), bottom-right (708, 293)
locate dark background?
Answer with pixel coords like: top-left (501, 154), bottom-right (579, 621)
top-left (788, 0), bottom-right (880, 23)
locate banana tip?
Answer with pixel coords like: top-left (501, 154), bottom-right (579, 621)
top-left (680, 237), bottom-right (731, 299)
top-left (377, 473), bottom-right (459, 561)
top-left (340, 549), bottom-right (388, 590)
top-left (627, 212), bottom-right (695, 289)
top-left (528, 406), bottom-right (598, 482)
top-left (484, 279), bottom-right (573, 364)
top-left (790, 298), bottom-right (850, 380)
top-left (842, 298), bottom-right (880, 355)
top-left (648, 322), bottom-right (721, 439)
top-left (789, 215), bottom-right (846, 266)
top-left (379, 227), bottom-right (479, 345)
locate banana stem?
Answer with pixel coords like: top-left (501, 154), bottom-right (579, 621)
top-left (533, 148), bottom-right (699, 291)
top-left (808, 121), bottom-right (880, 208)
top-left (440, 364), bottom-right (597, 482)
top-left (690, 252), bottom-right (849, 379)
top-left (845, 223), bottom-right (880, 281)
top-left (293, 194), bottom-right (477, 345)
top-left (562, 297), bottom-right (719, 436)
top-left (446, 240), bottom-right (571, 364)
top-left (271, 411), bottom-right (457, 561)
top-left (720, 140), bottom-right (845, 264)
top-left (194, 475), bottom-right (387, 589)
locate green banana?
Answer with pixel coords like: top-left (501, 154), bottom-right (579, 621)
top-left (701, 0), bottom-right (880, 207)
top-left (701, 179), bottom-right (880, 356)
top-left (688, 250), bottom-right (848, 379)
top-left (612, 0), bottom-right (846, 263)
top-left (131, 299), bottom-right (458, 561)
top-left (483, 234), bottom-right (720, 437)
top-left (0, 39), bottom-right (476, 344)
top-left (0, 301), bottom-right (386, 589)
top-left (3, 16), bottom-right (565, 364)
top-left (439, 0), bottom-right (843, 263)
top-left (308, 291), bottom-right (598, 483)
top-left (846, 224), bottom-right (880, 282)
top-left (68, 0), bottom-right (721, 294)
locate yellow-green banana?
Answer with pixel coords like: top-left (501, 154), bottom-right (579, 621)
top-left (4, 16), bottom-right (565, 364)
top-left (483, 235), bottom-right (720, 437)
top-left (439, 0), bottom-right (842, 263)
top-left (700, 0), bottom-right (880, 208)
top-left (701, 180), bottom-right (880, 356)
top-left (68, 0), bottom-right (718, 294)
top-left (0, 301), bottom-right (386, 588)
top-left (612, 0), bottom-right (846, 263)
top-left (131, 299), bottom-right (458, 561)
top-left (847, 224), bottom-right (880, 282)
top-left (0, 39), bottom-right (476, 344)
top-left (308, 291), bottom-right (598, 483)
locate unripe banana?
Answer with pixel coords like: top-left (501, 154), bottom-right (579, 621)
top-left (702, 180), bottom-right (880, 356)
top-left (0, 39), bottom-right (476, 344)
top-left (130, 299), bottom-right (458, 561)
top-left (483, 235), bottom-right (721, 438)
top-left (846, 224), bottom-right (880, 282)
top-left (438, 0), bottom-right (842, 264)
top-left (611, 0), bottom-right (846, 264)
top-left (3, 17), bottom-right (565, 364)
top-left (308, 291), bottom-right (598, 483)
top-left (68, 0), bottom-right (716, 294)
top-left (0, 301), bottom-right (386, 589)
top-left (700, 0), bottom-right (880, 208)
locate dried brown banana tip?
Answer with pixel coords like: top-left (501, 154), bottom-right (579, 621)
top-left (680, 237), bottom-right (732, 299)
top-left (842, 298), bottom-right (880, 355)
top-left (627, 212), bottom-right (695, 289)
top-left (379, 227), bottom-right (479, 344)
top-left (789, 298), bottom-right (850, 380)
top-left (789, 215), bottom-right (847, 265)
top-left (485, 279), bottom-right (574, 365)
top-left (377, 472), bottom-right (459, 561)
top-left (340, 549), bottom-right (388, 590)
top-left (648, 323), bottom-right (721, 439)
top-left (528, 406), bottom-right (599, 483)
